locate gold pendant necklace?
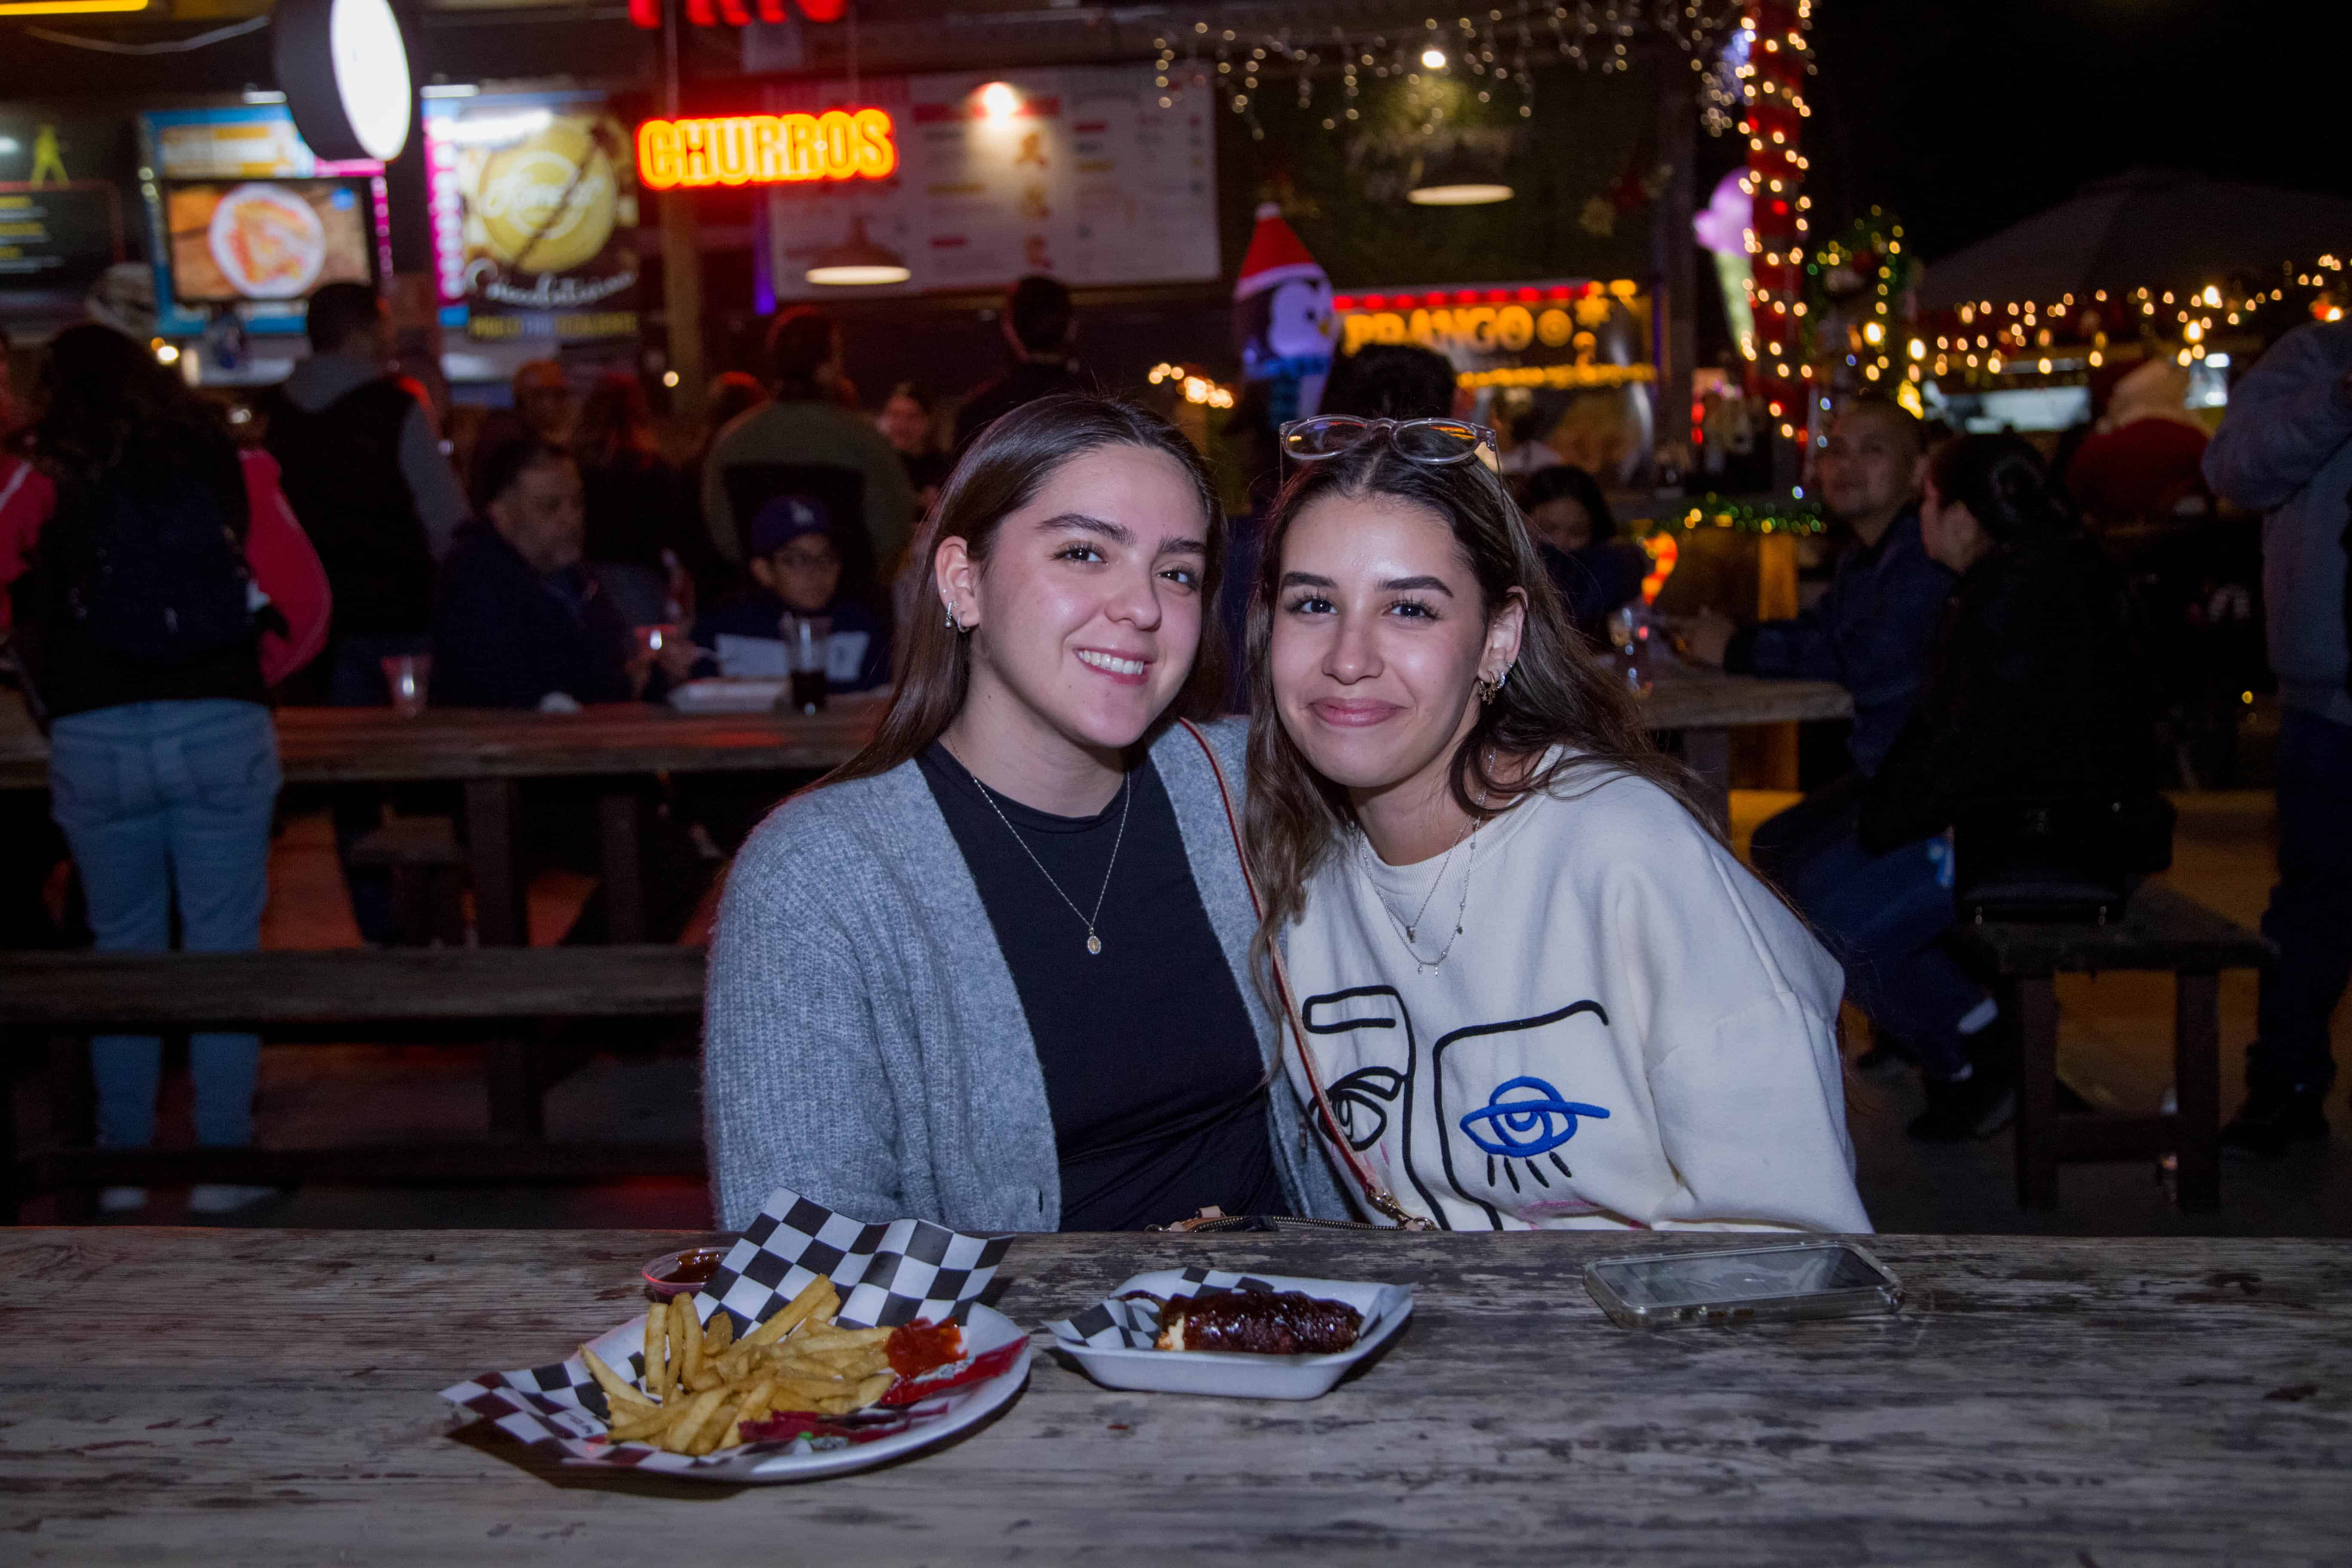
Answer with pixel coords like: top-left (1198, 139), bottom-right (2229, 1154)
top-left (964, 760), bottom-right (1132, 956)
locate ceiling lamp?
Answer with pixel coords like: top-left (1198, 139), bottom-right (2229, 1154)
top-left (273, 0), bottom-right (413, 162)
top-left (1407, 147), bottom-right (1513, 207)
top-left (805, 215), bottom-right (910, 286)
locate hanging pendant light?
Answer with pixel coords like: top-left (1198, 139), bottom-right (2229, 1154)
top-left (1407, 146), bottom-right (1513, 207)
top-left (805, 214), bottom-right (911, 286)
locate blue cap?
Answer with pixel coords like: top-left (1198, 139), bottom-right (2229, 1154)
top-left (750, 494), bottom-right (834, 557)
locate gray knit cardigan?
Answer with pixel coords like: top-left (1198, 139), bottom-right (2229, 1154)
top-left (702, 715), bottom-right (1352, 1231)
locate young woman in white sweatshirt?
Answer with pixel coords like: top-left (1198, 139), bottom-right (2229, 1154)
top-left (1243, 417), bottom-right (1870, 1233)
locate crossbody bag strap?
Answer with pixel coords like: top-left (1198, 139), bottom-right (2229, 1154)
top-left (1177, 718), bottom-right (1431, 1230)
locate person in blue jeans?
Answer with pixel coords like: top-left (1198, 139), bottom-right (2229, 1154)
top-left (0, 325), bottom-right (331, 1214)
top-left (2203, 320), bottom-right (2352, 1157)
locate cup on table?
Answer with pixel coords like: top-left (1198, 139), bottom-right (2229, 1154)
top-left (780, 613), bottom-right (832, 714)
top-left (1607, 605), bottom-right (1655, 695)
top-left (381, 654), bottom-right (431, 718)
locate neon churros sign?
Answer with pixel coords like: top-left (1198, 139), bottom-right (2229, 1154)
top-left (636, 110), bottom-right (895, 190)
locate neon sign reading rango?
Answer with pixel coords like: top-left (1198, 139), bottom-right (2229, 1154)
top-left (636, 110), bottom-right (896, 190)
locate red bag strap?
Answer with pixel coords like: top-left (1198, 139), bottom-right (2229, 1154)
top-left (1178, 719), bottom-right (1431, 1230)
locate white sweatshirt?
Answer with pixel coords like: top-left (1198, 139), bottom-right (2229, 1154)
top-left (1281, 766), bottom-right (1871, 1234)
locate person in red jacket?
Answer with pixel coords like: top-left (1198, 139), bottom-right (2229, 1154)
top-left (0, 324), bottom-right (329, 1217)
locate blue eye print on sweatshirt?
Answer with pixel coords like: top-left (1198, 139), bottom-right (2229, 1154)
top-left (1459, 1078), bottom-right (1609, 1193)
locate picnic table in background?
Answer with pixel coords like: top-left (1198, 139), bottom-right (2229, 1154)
top-left (0, 693), bottom-right (891, 946)
top-left (0, 1226), bottom-right (2340, 1562)
top-left (0, 673), bottom-right (1841, 938)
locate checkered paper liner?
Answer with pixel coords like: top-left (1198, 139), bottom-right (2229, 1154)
top-left (439, 1186), bottom-right (1014, 1478)
top-left (1044, 1267), bottom-right (1286, 1351)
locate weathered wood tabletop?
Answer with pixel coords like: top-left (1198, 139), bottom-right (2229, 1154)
top-left (0, 1228), bottom-right (2340, 1564)
top-left (0, 673), bottom-right (1847, 790)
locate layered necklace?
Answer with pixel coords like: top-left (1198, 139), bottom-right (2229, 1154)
top-left (962, 758), bottom-right (1132, 956)
top-left (1358, 811), bottom-right (1482, 974)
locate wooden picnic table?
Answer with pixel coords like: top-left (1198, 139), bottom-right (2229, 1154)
top-left (0, 696), bottom-right (893, 946)
top-left (0, 1226), bottom-right (2339, 1563)
top-left (0, 670), bottom-right (1846, 941)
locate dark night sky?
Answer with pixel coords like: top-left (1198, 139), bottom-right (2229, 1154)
top-left (1801, 0), bottom-right (2344, 263)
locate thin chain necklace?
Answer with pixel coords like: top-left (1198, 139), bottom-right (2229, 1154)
top-left (961, 756), bottom-right (1132, 956)
top-left (1359, 813), bottom-right (1481, 973)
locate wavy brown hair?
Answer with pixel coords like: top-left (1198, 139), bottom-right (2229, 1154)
top-left (1243, 442), bottom-right (1720, 968)
top-left (830, 394), bottom-right (1227, 786)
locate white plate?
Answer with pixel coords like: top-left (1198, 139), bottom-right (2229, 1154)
top-left (735, 1305), bottom-right (1031, 1482)
top-left (667, 677), bottom-right (787, 714)
top-left (1048, 1270), bottom-right (1413, 1401)
top-left (455, 1302), bottom-right (1032, 1484)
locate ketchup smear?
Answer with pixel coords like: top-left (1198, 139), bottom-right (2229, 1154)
top-left (885, 1319), bottom-right (964, 1381)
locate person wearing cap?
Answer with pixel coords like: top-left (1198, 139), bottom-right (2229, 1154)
top-left (687, 494), bottom-right (888, 693)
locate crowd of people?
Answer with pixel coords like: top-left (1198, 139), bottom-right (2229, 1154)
top-left (0, 274), bottom-right (2345, 1232)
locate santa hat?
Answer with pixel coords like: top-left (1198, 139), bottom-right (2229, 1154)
top-left (1234, 203), bottom-right (1325, 301)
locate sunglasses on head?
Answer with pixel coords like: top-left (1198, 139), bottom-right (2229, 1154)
top-left (1278, 415), bottom-right (1497, 466)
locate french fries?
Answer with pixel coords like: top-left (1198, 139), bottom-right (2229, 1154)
top-left (582, 1277), bottom-right (903, 1456)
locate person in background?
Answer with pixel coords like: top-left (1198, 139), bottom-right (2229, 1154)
top-left (703, 307), bottom-right (918, 586)
top-left (2065, 357), bottom-right (2211, 534)
top-left (262, 283), bottom-right (465, 688)
top-left (954, 276), bottom-right (1089, 449)
top-left (688, 494), bottom-right (887, 692)
top-left (1802, 437), bottom-right (2159, 1140)
top-left (1677, 398), bottom-right (1954, 929)
top-left (1317, 343), bottom-right (1460, 422)
top-left (0, 324), bottom-right (330, 1216)
top-left (432, 438), bottom-right (665, 710)
top-left (511, 358), bottom-right (577, 445)
top-left (574, 371), bottom-right (701, 626)
top-left (2201, 318), bottom-right (2352, 1157)
top-left (879, 381), bottom-right (952, 512)
top-left (466, 359), bottom-right (579, 502)
top-left (1520, 464), bottom-right (1650, 646)
top-left (260, 282), bottom-right (468, 945)
top-left (701, 371), bottom-right (768, 452)
top-left (1497, 404), bottom-right (1563, 478)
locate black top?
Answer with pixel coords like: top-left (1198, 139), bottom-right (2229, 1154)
top-left (260, 377), bottom-right (434, 637)
top-left (428, 520), bottom-right (634, 709)
top-left (952, 359), bottom-right (1091, 450)
top-left (11, 432), bottom-right (267, 721)
top-left (917, 742), bottom-right (1283, 1231)
top-left (1860, 531), bottom-right (2160, 854)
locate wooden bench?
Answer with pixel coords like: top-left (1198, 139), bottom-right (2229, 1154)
top-left (1947, 882), bottom-right (2273, 1212)
top-left (0, 945), bottom-right (708, 1221)
top-left (344, 816), bottom-right (468, 946)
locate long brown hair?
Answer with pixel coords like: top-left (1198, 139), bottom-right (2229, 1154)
top-left (830, 394), bottom-right (1227, 785)
top-left (1243, 441), bottom-right (1720, 964)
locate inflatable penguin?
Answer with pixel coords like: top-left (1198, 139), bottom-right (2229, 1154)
top-left (1233, 202), bottom-right (1334, 424)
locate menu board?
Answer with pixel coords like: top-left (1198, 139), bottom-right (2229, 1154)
top-left (139, 105), bottom-right (389, 337)
top-left (0, 112), bottom-right (132, 300)
top-left (0, 184), bottom-right (123, 293)
top-left (423, 91), bottom-right (640, 343)
top-left (763, 66), bottom-right (1217, 299)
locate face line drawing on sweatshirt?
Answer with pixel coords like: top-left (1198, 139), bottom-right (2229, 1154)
top-left (1302, 986), bottom-right (1615, 1231)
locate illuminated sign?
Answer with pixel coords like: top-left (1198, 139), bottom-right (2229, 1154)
top-left (629, 0), bottom-right (842, 28)
top-left (637, 110), bottom-right (895, 190)
top-left (1332, 280), bottom-right (1654, 389)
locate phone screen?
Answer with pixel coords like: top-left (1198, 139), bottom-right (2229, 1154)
top-left (1594, 1244), bottom-right (1887, 1310)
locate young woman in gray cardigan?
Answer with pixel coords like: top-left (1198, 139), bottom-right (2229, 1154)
top-left (703, 397), bottom-right (1350, 1232)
